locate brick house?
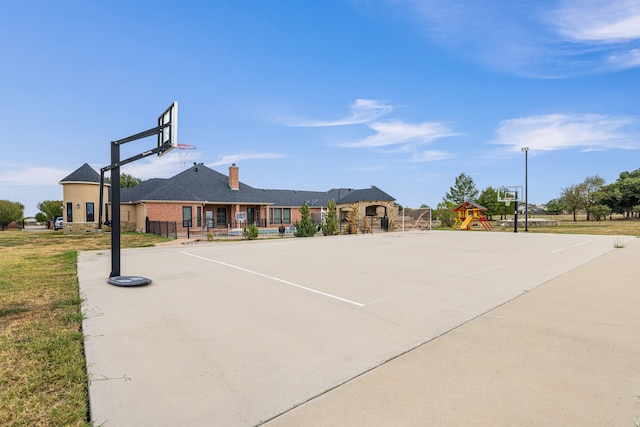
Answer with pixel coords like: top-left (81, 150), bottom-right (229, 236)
top-left (59, 163), bottom-right (397, 235)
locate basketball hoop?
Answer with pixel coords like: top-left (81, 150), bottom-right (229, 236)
top-left (176, 143), bottom-right (197, 168)
top-left (497, 186), bottom-right (522, 206)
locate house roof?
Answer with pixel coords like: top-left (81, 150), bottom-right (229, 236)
top-left (64, 163), bottom-right (395, 206)
top-left (454, 201), bottom-right (488, 211)
top-left (59, 163), bottom-right (104, 184)
top-left (335, 186), bottom-right (395, 204)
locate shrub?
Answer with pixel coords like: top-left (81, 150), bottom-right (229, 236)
top-left (321, 199), bottom-right (339, 236)
top-left (360, 218), bottom-right (372, 233)
top-left (294, 202), bottom-right (317, 237)
top-left (243, 224), bottom-right (259, 240)
top-left (345, 208), bottom-right (358, 234)
top-left (435, 202), bottom-right (455, 228)
top-left (588, 204), bottom-right (611, 221)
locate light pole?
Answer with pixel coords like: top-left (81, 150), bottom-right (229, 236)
top-left (521, 147), bottom-right (529, 232)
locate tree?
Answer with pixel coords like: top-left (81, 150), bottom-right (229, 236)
top-left (599, 183), bottom-right (623, 216)
top-left (545, 198), bottom-right (566, 214)
top-left (444, 173), bottom-right (478, 205)
top-left (618, 176), bottom-right (640, 218)
top-left (434, 200), bottom-right (455, 228)
top-left (37, 200), bottom-right (63, 221)
top-left (560, 183), bottom-right (586, 221)
top-left (294, 202), bottom-right (317, 237)
top-left (581, 175), bottom-right (605, 220)
top-left (589, 205), bottom-right (611, 221)
top-left (35, 212), bottom-right (48, 223)
top-left (321, 199), bottom-right (338, 236)
top-left (476, 187), bottom-right (500, 219)
top-left (105, 173), bottom-right (143, 188)
top-left (0, 200), bottom-right (24, 230)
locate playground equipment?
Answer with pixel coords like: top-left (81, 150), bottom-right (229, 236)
top-left (451, 201), bottom-right (494, 230)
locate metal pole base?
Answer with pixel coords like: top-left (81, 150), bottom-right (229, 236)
top-left (107, 276), bottom-right (152, 287)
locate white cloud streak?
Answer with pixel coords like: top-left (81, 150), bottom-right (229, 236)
top-left (551, 0), bottom-right (640, 42)
top-left (340, 119), bottom-right (458, 150)
top-left (209, 152), bottom-right (284, 167)
top-left (390, 0), bottom-right (640, 76)
top-left (121, 151), bottom-right (284, 177)
top-left (0, 164), bottom-right (73, 186)
top-left (411, 150), bottom-right (456, 162)
top-left (284, 99), bottom-right (393, 126)
top-left (492, 114), bottom-right (640, 152)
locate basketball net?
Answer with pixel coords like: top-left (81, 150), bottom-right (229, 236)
top-left (176, 144), bottom-right (197, 168)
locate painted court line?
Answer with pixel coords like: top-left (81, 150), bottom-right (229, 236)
top-left (465, 236), bottom-right (606, 276)
top-left (179, 250), bottom-right (365, 307)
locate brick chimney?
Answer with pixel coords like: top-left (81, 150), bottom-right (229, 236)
top-left (229, 163), bottom-right (239, 190)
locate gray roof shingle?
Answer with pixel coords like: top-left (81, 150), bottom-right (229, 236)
top-left (66, 163), bottom-right (395, 206)
top-left (60, 163), bottom-right (103, 184)
top-left (336, 186), bottom-right (395, 203)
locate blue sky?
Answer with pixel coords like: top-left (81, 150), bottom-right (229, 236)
top-left (2, 0), bottom-right (640, 216)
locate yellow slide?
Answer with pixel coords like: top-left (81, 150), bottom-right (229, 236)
top-left (460, 216), bottom-right (473, 229)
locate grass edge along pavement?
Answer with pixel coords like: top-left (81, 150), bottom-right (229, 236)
top-left (1, 218), bottom-right (638, 426)
top-left (0, 231), bottom-right (168, 427)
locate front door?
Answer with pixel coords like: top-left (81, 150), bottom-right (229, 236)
top-left (247, 207), bottom-right (255, 225)
top-left (205, 210), bottom-right (214, 228)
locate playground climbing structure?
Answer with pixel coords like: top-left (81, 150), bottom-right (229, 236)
top-left (451, 201), bottom-right (494, 230)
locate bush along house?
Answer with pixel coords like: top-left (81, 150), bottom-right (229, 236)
top-left (59, 163), bottom-right (397, 237)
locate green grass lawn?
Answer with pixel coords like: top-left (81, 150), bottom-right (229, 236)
top-left (495, 214), bottom-right (640, 236)
top-left (0, 231), bottom-right (168, 426)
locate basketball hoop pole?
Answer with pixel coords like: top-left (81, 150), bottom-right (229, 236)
top-left (99, 102), bottom-right (178, 287)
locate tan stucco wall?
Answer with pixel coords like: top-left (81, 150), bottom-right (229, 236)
top-left (119, 204), bottom-right (137, 232)
top-left (62, 182), bottom-right (109, 233)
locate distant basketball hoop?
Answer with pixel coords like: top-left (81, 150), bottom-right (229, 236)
top-left (177, 143), bottom-right (197, 168)
top-left (497, 186), bottom-right (522, 206)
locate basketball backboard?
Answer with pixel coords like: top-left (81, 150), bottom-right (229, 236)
top-left (157, 101), bottom-right (178, 157)
top-left (497, 186), bottom-right (522, 204)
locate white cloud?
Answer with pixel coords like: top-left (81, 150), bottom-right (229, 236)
top-left (348, 164), bottom-right (388, 172)
top-left (340, 119), bottom-right (458, 149)
top-left (209, 152), bottom-right (284, 167)
top-left (284, 99), bottom-right (393, 126)
top-left (551, 0), bottom-right (640, 42)
top-left (411, 150), bottom-right (456, 162)
top-left (0, 163), bottom-right (73, 186)
top-left (607, 48), bottom-right (640, 69)
top-left (388, 0), bottom-right (640, 76)
top-left (119, 154), bottom-right (183, 180)
top-left (492, 114), bottom-right (640, 152)
top-left (282, 98), bottom-right (458, 160)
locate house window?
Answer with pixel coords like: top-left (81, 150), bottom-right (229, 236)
top-left (182, 206), bottom-right (192, 227)
top-left (216, 207), bottom-right (227, 226)
top-left (197, 207), bottom-right (202, 228)
top-left (270, 208), bottom-right (281, 224)
top-left (270, 208), bottom-right (291, 224)
top-left (66, 202), bottom-right (73, 223)
top-left (86, 202), bottom-right (95, 222)
top-left (366, 206), bottom-right (377, 216)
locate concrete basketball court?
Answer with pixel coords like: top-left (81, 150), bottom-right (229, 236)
top-left (79, 231), bottom-right (640, 426)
